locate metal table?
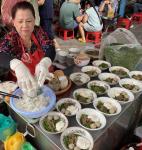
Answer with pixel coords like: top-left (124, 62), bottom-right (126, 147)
top-left (3, 66), bottom-right (142, 150)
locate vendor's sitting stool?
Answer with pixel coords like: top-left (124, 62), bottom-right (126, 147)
top-left (85, 31), bottom-right (102, 44)
top-left (117, 18), bottom-right (131, 30)
top-left (58, 28), bottom-right (74, 41)
top-left (132, 13), bottom-right (142, 24)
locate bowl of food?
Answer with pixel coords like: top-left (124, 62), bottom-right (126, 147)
top-left (48, 70), bottom-right (72, 96)
top-left (109, 66), bottom-right (129, 78)
top-left (69, 48), bottom-right (80, 55)
top-left (92, 60), bottom-right (111, 71)
top-left (81, 66), bottom-right (101, 77)
top-left (119, 78), bottom-right (142, 94)
top-left (98, 73), bottom-right (120, 85)
top-left (56, 98), bottom-right (81, 116)
top-left (93, 97), bottom-right (122, 116)
top-left (107, 87), bottom-right (134, 104)
top-left (0, 81), bottom-right (18, 101)
top-left (70, 72), bottom-right (90, 86)
top-left (87, 80), bottom-right (110, 96)
top-left (60, 127), bottom-right (94, 150)
top-left (76, 108), bottom-right (106, 131)
top-left (129, 71), bottom-right (142, 82)
top-left (73, 88), bottom-right (97, 104)
top-left (39, 111), bottom-right (68, 134)
top-left (74, 53), bottom-right (90, 67)
top-left (56, 50), bottom-right (69, 64)
top-left (10, 86), bottom-right (56, 118)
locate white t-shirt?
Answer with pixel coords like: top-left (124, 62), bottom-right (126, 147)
top-left (85, 7), bottom-right (103, 31)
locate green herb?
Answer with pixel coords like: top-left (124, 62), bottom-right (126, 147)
top-left (63, 134), bottom-right (78, 149)
top-left (90, 85), bottom-right (106, 95)
top-left (98, 63), bottom-right (108, 69)
top-left (75, 93), bottom-right (92, 103)
top-left (43, 117), bottom-right (60, 132)
top-left (85, 70), bottom-right (97, 77)
top-left (122, 84), bottom-right (139, 91)
top-left (104, 45), bottom-right (142, 70)
top-left (115, 92), bottom-right (129, 101)
top-left (97, 101), bottom-right (109, 114)
top-left (112, 69), bottom-right (128, 77)
top-left (132, 74), bottom-right (142, 81)
top-left (104, 77), bottom-right (117, 84)
top-left (58, 103), bottom-right (73, 111)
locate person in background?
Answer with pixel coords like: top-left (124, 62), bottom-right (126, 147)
top-left (1, 0), bottom-right (40, 26)
top-left (59, 0), bottom-right (83, 30)
top-left (133, 0), bottom-right (142, 13)
top-left (38, 0), bottom-right (60, 50)
top-left (78, 0), bottom-right (103, 43)
top-left (0, 1), bottom-right (55, 94)
top-left (99, 0), bottom-right (115, 30)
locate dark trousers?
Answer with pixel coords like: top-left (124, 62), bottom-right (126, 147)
top-left (40, 18), bottom-right (54, 40)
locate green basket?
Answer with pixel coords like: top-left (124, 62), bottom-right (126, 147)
top-left (104, 44), bottom-right (142, 71)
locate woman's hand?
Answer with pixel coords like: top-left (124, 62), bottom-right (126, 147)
top-left (10, 59), bottom-right (37, 92)
top-left (35, 57), bottom-right (53, 87)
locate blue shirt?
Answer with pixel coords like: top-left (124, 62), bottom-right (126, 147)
top-left (39, 0), bottom-right (53, 19)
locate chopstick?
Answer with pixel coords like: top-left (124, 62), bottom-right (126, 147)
top-left (0, 91), bottom-right (21, 99)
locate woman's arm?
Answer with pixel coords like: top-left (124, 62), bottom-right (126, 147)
top-left (99, 1), bottom-right (106, 12)
top-left (108, 3), bottom-right (114, 12)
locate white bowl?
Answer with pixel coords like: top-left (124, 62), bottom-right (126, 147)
top-left (60, 127), bottom-right (94, 150)
top-left (119, 78), bottom-right (142, 94)
top-left (74, 57), bottom-right (90, 67)
top-left (107, 87), bottom-right (134, 104)
top-left (98, 73), bottom-right (120, 85)
top-left (76, 108), bottom-right (106, 131)
top-left (70, 72), bottom-right (90, 86)
top-left (109, 66), bottom-right (129, 78)
top-left (81, 66), bottom-right (101, 77)
top-left (93, 97), bottom-right (122, 116)
top-left (56, 98), bottom-right (81, 116)
top-left (92, 60), bottom-right (111, 70)
top-left (87, 80), bottom-right (110, 95)
top-left (69, 48), bottom-right (80, 54)
top-left (0, 81), bottom-right (18, 93)
top-left (129, 71), bottom-right (142, 82)
top-left (73, 88), bottom-right (97, 104)
top-left (56, 50), bottom-right (68, 64)
top-left (39, 111), bottom-right (68, 134)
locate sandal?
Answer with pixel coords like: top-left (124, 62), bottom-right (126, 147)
top-left (78, 38), bottom-right (86, 43)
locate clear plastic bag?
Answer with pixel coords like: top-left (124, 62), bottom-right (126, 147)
top-left (99, 28), bottom-right (142, 70)
top-left (104, 44), bottom-right (142, 70)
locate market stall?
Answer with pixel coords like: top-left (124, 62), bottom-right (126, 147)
top-left (1, 63), bottom-right (142, 150)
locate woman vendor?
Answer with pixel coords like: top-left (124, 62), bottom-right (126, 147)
top-left (0, 1), bottom-right (56, 93)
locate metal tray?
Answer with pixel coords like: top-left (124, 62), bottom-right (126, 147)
top-left (2, 65), bottom-right (142, 150)
top-left (5, 92), bottom-right (142, 150)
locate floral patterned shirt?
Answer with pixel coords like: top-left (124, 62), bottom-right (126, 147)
top-left (0, 26), bottom-right (55, 60)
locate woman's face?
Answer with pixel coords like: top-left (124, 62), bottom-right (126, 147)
top-left (12, 9), bottom-right (35, 38)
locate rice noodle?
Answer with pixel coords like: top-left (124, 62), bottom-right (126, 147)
top-left (15, 94), bottom-right (49, 112)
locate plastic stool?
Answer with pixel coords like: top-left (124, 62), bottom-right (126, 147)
top-left (58, 28), bottom-right (74, 41)
top-left (85, 31), bottom-right (102, 44)
top-left (132, 13), bottom-right (142, 24)
top-left (117, 18), bottom-right (131, 29)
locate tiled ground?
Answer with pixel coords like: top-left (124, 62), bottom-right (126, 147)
top-left (55, 24), bottom-right (142, 51)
